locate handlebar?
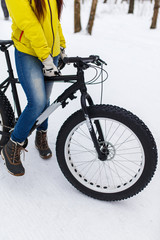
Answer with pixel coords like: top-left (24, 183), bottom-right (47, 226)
top-left (63, 55), bottom-right (107, 66)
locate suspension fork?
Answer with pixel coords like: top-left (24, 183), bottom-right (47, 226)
top-left (81, 92), bottom-right (106, 161)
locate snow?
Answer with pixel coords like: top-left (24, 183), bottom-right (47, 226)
top-left (0, 0), bottom-right (160, 239)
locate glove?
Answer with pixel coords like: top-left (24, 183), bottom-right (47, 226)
top-left (42, 54), bottom-right (59, 77)
top-left (58, 47), bottom-right (67, 70)
top-left (60, 47), bottom-right (67, 60)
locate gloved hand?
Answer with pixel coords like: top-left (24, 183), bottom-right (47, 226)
top-left (60, 47), bottom-right (67, 60)
top-left (42, 54), bottom-right (59, 77)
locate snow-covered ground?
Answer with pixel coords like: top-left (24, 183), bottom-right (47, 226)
top-left (0, 0), bottom-right (160, 239)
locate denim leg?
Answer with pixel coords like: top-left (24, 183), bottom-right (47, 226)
top-left (37, 55), bottom-right (59, 131)
top-left (11, 49), bottom-right (57, 143)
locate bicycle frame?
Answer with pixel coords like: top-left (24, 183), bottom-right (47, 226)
top-left (0, 41), bottom-right (106, 160)
top-left (32, 71), bottom-right (107, 160)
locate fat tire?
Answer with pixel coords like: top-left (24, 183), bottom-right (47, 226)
top-left (56, 104), bottom-right (157, 201)
top-left (0, 90), bottom-right (15, 150)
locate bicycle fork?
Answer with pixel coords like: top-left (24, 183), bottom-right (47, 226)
top-left (81, 92), bottom-right (107, 161)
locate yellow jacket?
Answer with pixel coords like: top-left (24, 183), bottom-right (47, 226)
top-left (5, 0), bottom-right (66, 61)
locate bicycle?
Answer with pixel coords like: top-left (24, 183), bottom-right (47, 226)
top-left (0, 40), bottom-right (158, 201)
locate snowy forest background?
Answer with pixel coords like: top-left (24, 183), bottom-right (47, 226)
top-left (0, 0), bottom-right (160, 239)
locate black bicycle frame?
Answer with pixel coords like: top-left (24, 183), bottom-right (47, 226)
top-left (32, 68), bottom-right (106, 160)
top-left (30, 67), bottom-right (92, 131)
top-left (0, 43), bottom-right (106, 160)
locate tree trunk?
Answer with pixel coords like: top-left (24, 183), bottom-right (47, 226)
top-left (128, 0), bottom-right (135, 13)
top-left (87, 0), bottom-right (98, 35)
top-left (150, 0), bottom-right (160, 29)
top-left (103, 0), bottom-right (107, 3)
top-left (74, 0), bottom-right (82, 33)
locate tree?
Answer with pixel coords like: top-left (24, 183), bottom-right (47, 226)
top-left (86, 0), bottom-right (98, 35)
top-left (74, 0), bottom-right (82, 33)
top-left (128, 0), bottom-right (135, 14)
top-left (150, 0), bottom-right (160, 29)
top-left (103, 0), bottom-right (107, 3)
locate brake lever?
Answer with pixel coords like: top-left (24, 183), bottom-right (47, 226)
top-left (89, 55), bottom-right (107, 66)
top-left (99, 59), bottom-right (107, 65)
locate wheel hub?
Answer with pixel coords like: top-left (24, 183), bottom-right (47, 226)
top-left (99, 141), bottom-right (116, 161)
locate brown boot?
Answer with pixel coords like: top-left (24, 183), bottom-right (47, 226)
top-left (35, 130), bottom-right (52, 159)
top-left (1, 139), bottom-right (27, 176)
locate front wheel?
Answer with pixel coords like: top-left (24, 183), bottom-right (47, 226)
top-left (56, 105), bottom-right (157, 201)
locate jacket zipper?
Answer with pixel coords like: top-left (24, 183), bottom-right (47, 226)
top-left (47, 0), bottom-right (54, 55)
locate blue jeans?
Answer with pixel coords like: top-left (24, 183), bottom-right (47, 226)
top-left (11, 48), bottom-right (59, 143)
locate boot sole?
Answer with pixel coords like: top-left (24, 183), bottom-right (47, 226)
top-left (35, 145), bottom-right (52, 160)
top-left (1, 149), bottom-right (24, 176)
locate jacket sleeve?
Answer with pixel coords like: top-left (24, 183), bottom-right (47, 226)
top-left (5, 0), bottom-right (51, 61)
top-left (58, 20), bottom-right (66, 49)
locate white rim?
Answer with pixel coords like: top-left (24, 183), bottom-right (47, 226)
top-left (65, 118), bottom-right (145, 193)
top-left (0, 114), bottom-right (3, 141)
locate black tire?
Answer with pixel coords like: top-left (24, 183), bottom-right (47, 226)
top-left (0, 90), bottom-right (15, 150)
top-left (56, 105), bottom-right (157, 201)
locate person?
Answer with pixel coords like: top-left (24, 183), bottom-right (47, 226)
top-left (1, 0), bottom-right (66, 176)
top-left (1, 0), bottom-right (9, 20)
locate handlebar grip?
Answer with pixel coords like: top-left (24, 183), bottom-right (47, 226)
top-left (63, 57), bottom-right (81, 64)
top-left (63, 56), bottom-right (98, 64)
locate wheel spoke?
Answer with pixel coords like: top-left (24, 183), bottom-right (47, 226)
top-left (76, 126), bottom-right (91, 141)
top-left (70, 138), bottom-right (95, 156)
top-left (0, 115), bottom-right (2, 141)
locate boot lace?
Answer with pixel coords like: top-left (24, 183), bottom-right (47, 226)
top-left (12, 144), bottom-right (28, 164)
top-left (41, 133), bottom-right (49, 150)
